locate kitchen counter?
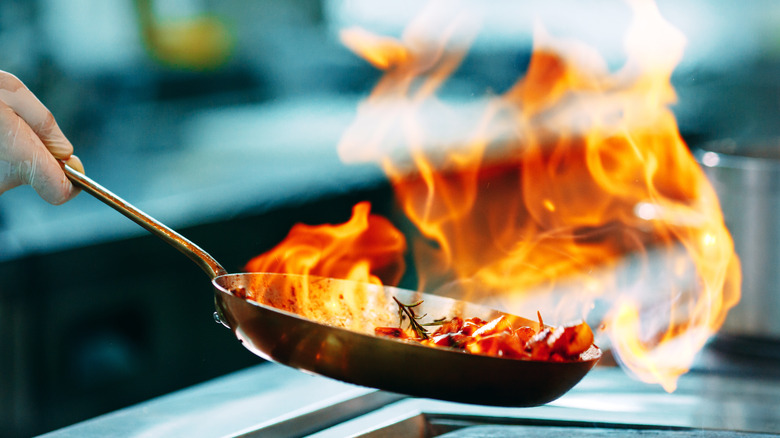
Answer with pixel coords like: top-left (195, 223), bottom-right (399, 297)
top-left (40, 360), bottom-right (780, 437)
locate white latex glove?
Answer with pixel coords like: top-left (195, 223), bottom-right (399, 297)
top-left (0, 70), bottom-right (83, 204)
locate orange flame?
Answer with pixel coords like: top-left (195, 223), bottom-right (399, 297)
top-left (331, 0), bottom-right (741, 392)
top-left (245, 201), bottom-right (406, 287)
top-left (245, 0), bottom-right (740, 392)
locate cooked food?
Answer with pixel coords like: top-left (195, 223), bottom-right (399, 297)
top-left (232, 281), bottom-right (594, 362)
top-left (375, 298), bottom-right (594, 362)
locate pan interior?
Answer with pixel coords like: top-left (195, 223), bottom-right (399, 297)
top-left (213, 273), bottom-right (542, 342)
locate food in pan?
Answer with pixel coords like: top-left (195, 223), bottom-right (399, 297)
top-left (231, 279), bottom-right (594, 363)
top-left (375, 298), bottom-right (594, 362)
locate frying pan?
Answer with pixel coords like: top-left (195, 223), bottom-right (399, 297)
top-left (63, 164), bottom-right (600, 407)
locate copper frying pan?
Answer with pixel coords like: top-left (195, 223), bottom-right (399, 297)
top-left (64, 164), bottom-right (600, 406)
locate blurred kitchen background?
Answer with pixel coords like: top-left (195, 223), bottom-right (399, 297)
top-left (0, 0), bottom-right (778, 436)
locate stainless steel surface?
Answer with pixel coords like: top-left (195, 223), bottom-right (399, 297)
top-left (64, 165), bottom-right (600, 406)
top-left (37, 364), bottom-right (399, 438)
top-left (697, 140), bottom-right (780, 338)
top-left (39, 362), bottom-right (780, 437)
top-left (310, 367), bottom-right (780, 437)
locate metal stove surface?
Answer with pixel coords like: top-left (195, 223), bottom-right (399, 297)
top-left (40, 351), bottom-right (780, 438)
top-left (306, 368), bottom-right (780, 437)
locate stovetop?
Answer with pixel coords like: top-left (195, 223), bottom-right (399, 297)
top-left (39, 352), bottom-right (780, 437)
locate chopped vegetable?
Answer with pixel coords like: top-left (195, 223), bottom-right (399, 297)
top-left (375, 299), bottom-right (594, 361)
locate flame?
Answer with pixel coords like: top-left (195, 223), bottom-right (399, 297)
top-left (333, 0), bottom-right (740, 392)
top-left (245, 201), bottom-right (406, 287)
top-left (243, 201), bottom-right (407, 332)
top-left (246, 0), bottom-right (739, 392)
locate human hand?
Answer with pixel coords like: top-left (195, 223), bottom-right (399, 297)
top-left (0, 70), bottom-right (83, 204)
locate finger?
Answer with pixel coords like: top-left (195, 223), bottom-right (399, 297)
top-left (0, 106), bottom-right (27, 195)
top-left (0, 103), bottom-right (77, 204)
top-left (64, 154), bottom-right (84, 174)
top-left (0, 70), bottom-right (74, 160)
top-left (61, 154), bottom-right (84, 202)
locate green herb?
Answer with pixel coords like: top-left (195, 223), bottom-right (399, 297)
top-left (393, 297), bottom-right (429, 340)
top-left (422, 316), bottom-right (449, 327)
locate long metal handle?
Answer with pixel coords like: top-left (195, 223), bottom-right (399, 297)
top-left (63, 164), bottom-right (228, 279)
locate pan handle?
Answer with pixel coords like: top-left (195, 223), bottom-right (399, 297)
top-left (63, 164), bottom-right (228, 280)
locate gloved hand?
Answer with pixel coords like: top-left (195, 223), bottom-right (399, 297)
top-left (0, 70), bottom-right (83, 204)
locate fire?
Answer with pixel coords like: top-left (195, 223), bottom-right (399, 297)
top-left (245, 201), bottom-right (406, 287)
top-left (246, 0), bottom-right (740, 392)
top-left (243, 201), bottom-right (406, 331)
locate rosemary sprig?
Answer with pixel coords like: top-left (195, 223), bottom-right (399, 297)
top-left (392, 297), bottom-right (430, 340)
top-left (422, 316), bottom-right (449, 326)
